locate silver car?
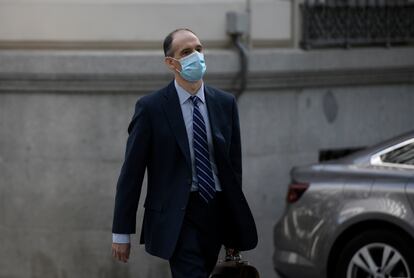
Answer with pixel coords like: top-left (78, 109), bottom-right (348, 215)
top-left (273, 130), bottom-right (414, 278)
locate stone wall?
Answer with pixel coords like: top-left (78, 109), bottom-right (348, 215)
top-left (0, 0), bottom-right (291, 48)
top-left (0, 48), bottom-right (413, 278)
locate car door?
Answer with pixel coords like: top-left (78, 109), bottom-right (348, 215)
top-left (372, 139), bottom-right (414, 211)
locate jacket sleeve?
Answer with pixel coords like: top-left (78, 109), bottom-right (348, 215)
top-left (229, 96), bottom-right (242, 187)
top-left (112, 99), bottom-right (151, 234)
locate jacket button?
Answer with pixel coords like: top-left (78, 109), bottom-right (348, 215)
top-left (181, 206), bottom-right (186, 211)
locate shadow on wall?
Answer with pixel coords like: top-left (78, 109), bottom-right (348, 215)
top-left (29, 249), bottom-right (171, 278)
top-left (30, 251), bottom-right (130, 278)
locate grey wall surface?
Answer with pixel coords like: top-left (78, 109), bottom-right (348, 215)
top-left (0, 48), bottom-right (414, 278)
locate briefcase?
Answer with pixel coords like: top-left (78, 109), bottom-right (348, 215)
top-left (210, 249), bottom-right (260, 278)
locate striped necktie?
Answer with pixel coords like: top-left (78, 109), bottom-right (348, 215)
top-left (190, 96), bottom-right (216, 203)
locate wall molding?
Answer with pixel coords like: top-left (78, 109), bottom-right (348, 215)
top-left (1, 48), bottom-right (413, 94)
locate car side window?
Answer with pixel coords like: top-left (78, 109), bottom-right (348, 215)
top-left (380, 142), bottom-right (414, 166)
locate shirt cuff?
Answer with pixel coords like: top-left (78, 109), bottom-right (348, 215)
top-left (112, 233), bottom-right (131, 244)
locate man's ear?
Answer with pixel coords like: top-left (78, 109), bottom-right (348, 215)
top-left (164, 57), bottom-right (181, 73)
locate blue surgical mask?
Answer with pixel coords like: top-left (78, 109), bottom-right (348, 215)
top-left (176, 51), bottom-right (206, 82)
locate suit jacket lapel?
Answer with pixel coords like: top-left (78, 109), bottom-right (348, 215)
top-left (205, 85), bottom-right (227, 153)
top-left (162, 82), bottom-right (192, 171)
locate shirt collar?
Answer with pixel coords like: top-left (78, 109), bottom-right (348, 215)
top-left (174, 79), bottom-right (205, 105)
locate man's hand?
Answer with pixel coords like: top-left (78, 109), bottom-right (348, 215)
top-left (112, 243), bottom-right (131, 263)
top-left (225, 247), bottom-right (241, 261)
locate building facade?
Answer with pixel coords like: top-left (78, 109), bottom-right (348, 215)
top-left (0, 1), bottom-right (413, 278)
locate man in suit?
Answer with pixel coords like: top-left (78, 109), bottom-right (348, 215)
top-left (112, 28), bottom-right (258, 278)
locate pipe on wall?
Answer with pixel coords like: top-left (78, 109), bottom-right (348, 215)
top-left (230, 33), bottom-right (249, 100)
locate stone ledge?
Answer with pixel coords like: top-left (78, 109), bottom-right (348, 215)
top-left (0, 48), bottom-right (413, 93)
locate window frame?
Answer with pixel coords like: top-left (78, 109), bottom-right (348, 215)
top-left (370, 137), bottom-right (414, 169)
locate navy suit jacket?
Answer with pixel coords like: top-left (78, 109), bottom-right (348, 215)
top-left (112, 81), bottom-right (258, 259)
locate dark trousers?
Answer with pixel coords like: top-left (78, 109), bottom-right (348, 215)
top-left (169, 192), bottom-right (224, 278)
